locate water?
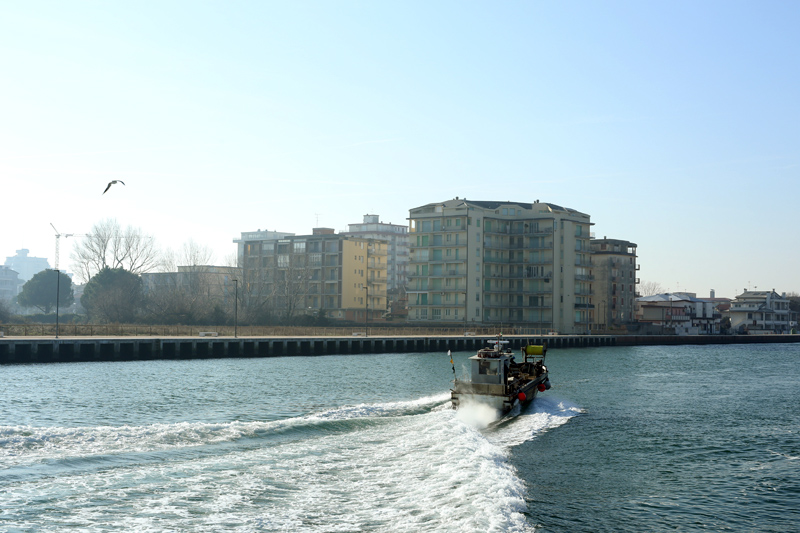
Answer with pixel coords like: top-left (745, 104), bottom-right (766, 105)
top-left (1, 344), bottom-right (798, 531)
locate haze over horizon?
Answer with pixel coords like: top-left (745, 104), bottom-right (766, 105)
top-left (2, 1), bottom-right (798, 299)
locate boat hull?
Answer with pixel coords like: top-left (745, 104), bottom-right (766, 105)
top-left (451, 373), bottom-right (548, 416)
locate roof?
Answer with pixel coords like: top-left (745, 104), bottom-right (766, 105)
top-left (637, 292), bottom-right (708, 303)
top-left (411, 198), bottom-right (589, 217)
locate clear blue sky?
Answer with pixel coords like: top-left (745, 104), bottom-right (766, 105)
top-left (2, 1), bottom-right (797, 297)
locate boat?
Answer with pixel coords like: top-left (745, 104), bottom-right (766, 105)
top-left (451, 335), bottom-right (551, 416)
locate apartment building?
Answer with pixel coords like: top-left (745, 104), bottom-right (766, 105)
top-left (407, 198), bottom-right (593, 334)
top-left (235, 228), bottom-right (388, 322)
top-left (590, 237), bottom-right (639, 330)
top-left (343, 214), bottom-right (410, 292)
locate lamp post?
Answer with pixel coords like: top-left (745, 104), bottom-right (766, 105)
top-left (601, 299), bottom-right (606, 334)
top-left (463, 292), bottom-right (468, 336)
top-left (362, 285), bottom-right (369, 336)
top-left (54, 269), bottom-right (60, 339)
top-left (232, 278), bottom-right (238, 338)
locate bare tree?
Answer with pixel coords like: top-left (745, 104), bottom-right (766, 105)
top-left (145, 239), bottom-right (226, 324)
top-left (70, 219), bottom-right (159, 283)
top-left (639, 280), bottom-right (664, 297)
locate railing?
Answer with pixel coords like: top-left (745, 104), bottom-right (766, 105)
top-left (2, 323), bottom-right (565, 338)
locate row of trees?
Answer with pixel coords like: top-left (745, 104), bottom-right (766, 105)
top-left (6, 217), bottom-right (331, 325)
top-left (9, 265), bottom-right (331, 326)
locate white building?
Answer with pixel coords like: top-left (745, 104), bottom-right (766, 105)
top-left (728, 290), bottom-right (792, 334)
top-left (636, 293), bottom-right (721, 335)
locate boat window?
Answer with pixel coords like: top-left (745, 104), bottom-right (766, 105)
top-left (479, 360), bottom-right (498, 375)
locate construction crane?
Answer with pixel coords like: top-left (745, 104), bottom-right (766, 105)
top-left (50, 223), bottom-right (74, 271)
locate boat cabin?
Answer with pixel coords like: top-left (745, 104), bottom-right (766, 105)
top-left (469, 353), bottom-right (513, 386)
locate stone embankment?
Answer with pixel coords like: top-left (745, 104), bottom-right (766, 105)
top-left (1, 334), bottom-right (797, 364)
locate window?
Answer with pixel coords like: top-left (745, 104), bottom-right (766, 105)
top-left (479, 360), bottom-right (498, 375)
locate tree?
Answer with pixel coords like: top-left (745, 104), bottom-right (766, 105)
top-left (0, 298), bottom-right (11, 323)
top-left (81, 267), bottom-right (143, 323)
top-left (639, 280), bottom-right (664, 297)
top-left (786, 292), bottom-right (800, 314)
top-left (144, 239), bottom-right (230, 325)
top-left (17, 270), bottom-right (74, 313)
top-left (70, 219), bottom-right (160, 283)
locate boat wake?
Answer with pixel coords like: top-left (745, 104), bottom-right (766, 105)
top-left (1, 392), bottom-right (580, 532)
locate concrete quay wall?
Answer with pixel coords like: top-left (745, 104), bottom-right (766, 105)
top-left (0, 334), bottom-right (797, 364)
top-left (0, 334), bottom-right (617, 364)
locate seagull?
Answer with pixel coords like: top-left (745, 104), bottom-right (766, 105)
top-left (103, 180), bottom-right (125, 194)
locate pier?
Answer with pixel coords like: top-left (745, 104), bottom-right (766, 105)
top-left (1, 334), bottom-right (798, 364)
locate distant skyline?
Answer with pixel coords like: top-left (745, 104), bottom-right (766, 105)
top-left (2, 1), bottom-right (798, 298)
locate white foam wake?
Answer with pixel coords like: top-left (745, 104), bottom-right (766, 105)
top-left (1, 393), bottom-right (578, 532)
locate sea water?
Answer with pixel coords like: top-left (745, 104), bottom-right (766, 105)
top-left (1, 343), bottom-right (798, 531)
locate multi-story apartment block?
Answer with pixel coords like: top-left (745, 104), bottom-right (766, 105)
top-left (235, 228), bottom-right (388, 322)
top-left (728, 290), bottom-right (793, 334)
top-left (343, 214), bottom-right (410, 292)
top-left (590, 237), bottom-right (639, 330)
top-left (407, 198), bottom-right (593, 334)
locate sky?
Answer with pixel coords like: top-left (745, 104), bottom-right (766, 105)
top-left (1, 1), bottom-right (798, 298)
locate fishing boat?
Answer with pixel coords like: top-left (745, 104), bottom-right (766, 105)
top-left (450, 335), bottom-right (551, 416)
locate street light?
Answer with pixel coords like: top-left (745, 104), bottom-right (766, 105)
top-left (232, 278), bottom-right (238, 338)
top-left (600, 299), bottom-right (605, 334)
top-left (52, 269), bottom-right (60, 339)
top-left (463, 292), bottom-right (468, 336)
top-left (362, 285), bottom-right (369, 337)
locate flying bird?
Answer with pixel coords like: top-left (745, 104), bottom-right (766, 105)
top-left (103, 180), bottom-right (125, 194)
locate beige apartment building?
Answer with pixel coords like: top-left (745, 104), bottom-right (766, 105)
top-left (407, 198), bottom-right (594, 334)
top-left (236, 228), bottom-right (388, 322)
top-left (590, 237), bottom-right (639, 330)
top-left (343, 214), bottom-right (410, 292)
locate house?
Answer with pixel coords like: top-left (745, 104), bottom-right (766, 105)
top-left (728, 290), bottom-right (792, 334)
top-left (636, 292), bottom-right (721, 335)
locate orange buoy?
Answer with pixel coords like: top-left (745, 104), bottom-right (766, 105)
top-left (538, 383), bottom-right (546, 392)
top-left (518, 392), bottom-right (527, 402)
